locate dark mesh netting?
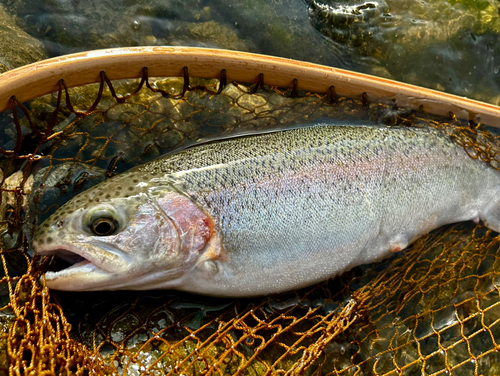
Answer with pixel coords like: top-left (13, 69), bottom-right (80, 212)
top-left (1, 68), bottom-right (500, 375)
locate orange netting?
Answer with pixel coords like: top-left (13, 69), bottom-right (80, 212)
top-left (1, 69), bottom-right (500, 375)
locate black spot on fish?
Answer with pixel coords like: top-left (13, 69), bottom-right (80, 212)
top-left (133, 179), bottom-right (138, 183)
top-left (46, 237), bottom-right (53, 244)
top-left (128, 187), bottom-right (134, 191)
top-left (105, 194), bottom-right (110, 199)
top-left (38, 238), bottom-right (44, 245)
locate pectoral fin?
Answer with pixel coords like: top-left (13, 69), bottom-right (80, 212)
top-left (482, 199), bottom-right (500, 232)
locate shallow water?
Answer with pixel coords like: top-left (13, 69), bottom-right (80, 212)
top-left (1, 0), bottom-right (500, 104)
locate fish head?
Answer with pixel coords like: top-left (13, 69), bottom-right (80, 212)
top-left (32, 174), bottom-right (214, 291)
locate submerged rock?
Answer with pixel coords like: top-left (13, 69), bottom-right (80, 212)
top-left (0, 315), bottom-right (14, 375)
top-left (0, 5), bottom-right (47, 72)
top-left (0, 170), bottom-right (34, 230)
top-left (11, 0), bottom-right (255, 56)
top-left (27, 163), bottom-right (107, 229)
top-left (181, 20), bottom-right (255, 51)
top-left (210, 0), bottom-right (347, 67)
top-left (8, 0), bottom-right (347, 68)
top-left (307, 0), bottom-right (500, 103)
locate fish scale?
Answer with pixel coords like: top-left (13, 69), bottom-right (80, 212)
top-left (33, 124), bottom-right (500, 297)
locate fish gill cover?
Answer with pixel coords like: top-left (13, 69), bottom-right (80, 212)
top-left (1, 69), bottom-right (500, 375)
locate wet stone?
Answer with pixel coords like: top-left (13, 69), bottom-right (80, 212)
top-left (168, 104), bottom-right (193, 122)
top-left (253, 103), bottom-right (273, 116)
top-left (62, 83), bottom-right (106, 113)
top-left (133, 89), bottom-right (163, 107)
top-left (0, 316), bottom-right (14, 374)
top-left (483, 298), bottom-right (500, 327)
top-left (237, 94), bottom-right (268, 111)
top-left (1, 171), bottom-right (34, 224)
top-left (224, 103), bottom-right (248, 118)
top-left (0, 229), bottom-right (21, 250)
top-left (88, 120), bottom-right (125, 138)
top-left (156, 130), bottom-right (183, 149)
top-left (27, 163), bottom-right (107, 228)
top-left (214, 0), bottom-right (337, 66)
top-left (439, 324), bottom-right (462, 348)
top-left (106, 103), bottom-right (147, 122)
top-left (182, 91), bottom-right (210, 108)
top-left (477, 350), bottom-right (500, 375)
top-left (206, 112), bottom-right (237, 128)
top-left (0, 5), bottom-right (47, 71)
top-left (374, 351), bottom-right (394, 374)
top-left (173, 120), bottom-right (198, 135)
top-left (423, 350), bottom-right (446, 374)
top-left (148, 97), bottom-right (176, 115)
top-left (188, 109), bottom-right (211, 124)
top-left (151, 78), bottom-right (185, 97)
top-left (204, 92), bottom-right (234, 111)
top-left (394, 342), bottom-right (419, 369)
top-left (111, 126), bottom-right (141, 144)
top-left (432, 305), bottom-right (458, 332)
top-left (185, 20), bottom-right (254, 51)
top-left (221, 84), bottom-right (243, 100)
top-left (469, 330), bottom-right (495, 357)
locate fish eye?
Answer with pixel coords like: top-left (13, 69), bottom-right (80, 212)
top-left (90, 217), bottom-right (118, 236)
top-left (85, 205), bottom-right (121, 236)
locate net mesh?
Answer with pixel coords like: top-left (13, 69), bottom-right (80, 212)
top-left (1, 67), bottom-right (500, 375)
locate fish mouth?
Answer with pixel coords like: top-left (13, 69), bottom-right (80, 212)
top-left (34, 243), bottom-right (126, 291)
top-left (40, 247), bottom-right (100, 282)
top-left (45, 249), bottom-right (95, 277)
top-left (34, 240), bottom-right (122, 281)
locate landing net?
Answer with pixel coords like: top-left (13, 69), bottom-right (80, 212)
top-left (1, 67), bottom-right (500, 375)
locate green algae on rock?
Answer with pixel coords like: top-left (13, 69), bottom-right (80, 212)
top-left (307, 0), bottom-right (500, 104)
top-left (0, 5), bottom-right (47, 72)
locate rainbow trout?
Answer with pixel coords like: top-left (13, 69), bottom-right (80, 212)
top-left (32, 125), bottom-right (500, 297)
